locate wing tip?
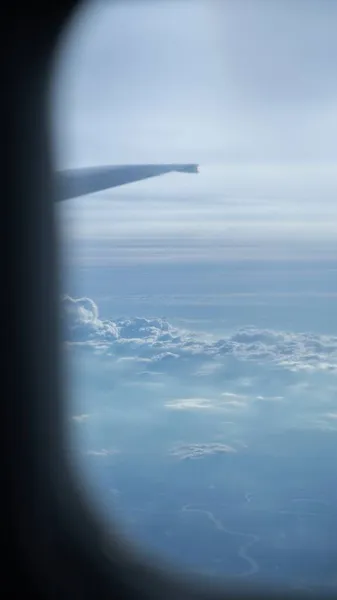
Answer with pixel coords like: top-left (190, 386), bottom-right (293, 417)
top-left (176, 164), bottom-right (199, 174)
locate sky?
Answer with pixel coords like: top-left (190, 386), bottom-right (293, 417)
top-left (52, 0), bottom-right (337, 166)
top-left (52, 0), bottom-right (337, 263)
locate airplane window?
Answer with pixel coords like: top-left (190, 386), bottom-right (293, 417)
top-left (52, 0), bottom-right (337, 593)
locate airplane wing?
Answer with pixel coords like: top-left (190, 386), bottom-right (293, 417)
top-left (55, 163), bottom-right (199, 201)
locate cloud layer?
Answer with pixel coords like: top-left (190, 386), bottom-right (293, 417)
top-left (62, 295), bottom-right (337, 375)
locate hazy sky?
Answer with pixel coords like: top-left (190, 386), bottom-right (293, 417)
top-left (53, 0), bottom-right (337, 260)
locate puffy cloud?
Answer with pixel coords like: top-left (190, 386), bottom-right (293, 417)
top-left (61, 296), bottom-right (337, 374)
top-left (62, 295), bottom-right (119, 342)
top-left (170, 443), bottom-right (237, 460)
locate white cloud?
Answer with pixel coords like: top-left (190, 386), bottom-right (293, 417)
top-left (164, 392), bottom-right (286, 414)
top-left (62, 295), bottom-right (119, 342)
top-left (170, 443), bottom-right (237, 460)
top-left (255, 395), bottom-right (283, 402)
top-left (165, 398), bottom-right (214, 411)
top-left (85, 448), bottom-right (120, 457)
top-left (62, 296), bottom-right (337, 375)
top-left (71, 413), bottom-right (91, 422)
top-left (220, 392), bottom-right (248, 406)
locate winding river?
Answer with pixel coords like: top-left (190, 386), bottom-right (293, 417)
top-left (181, 504), bottom-right (260, 577)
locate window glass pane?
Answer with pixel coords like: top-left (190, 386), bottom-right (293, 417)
top-left (52, 0), bottom-right (337, 592)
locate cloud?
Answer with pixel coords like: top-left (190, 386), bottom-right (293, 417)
top-left (71, 413), bottom-right (91, 422)
top-left (220, 392), bottom-right (248, 407)
top-left (164, 392), bottom-right (286, 414)
top-left (170, 443), bottom-right (237, 460)
top-left (62, 295), bottom-right (119, 343)
top-left (323, 412), bottom-right (337, 420)
top-left (85, 448), bottom-right (120, 457)
top-left (165, 393), bottom-right (248, 412)
top-left (255, 395), bottom-right (283, 402)
top-left (165, 398), bottom-right (214, 411)
top-left (61, 296), bottom-right (337, 375)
